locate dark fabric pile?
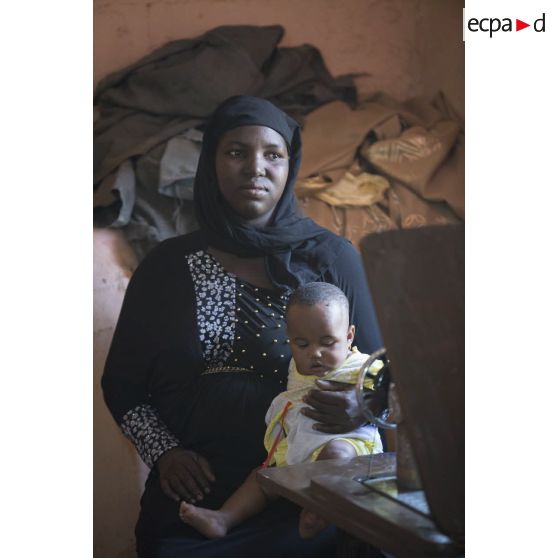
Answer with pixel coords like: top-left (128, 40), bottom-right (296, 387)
top-left (93, 25), bottom-right (358, 260)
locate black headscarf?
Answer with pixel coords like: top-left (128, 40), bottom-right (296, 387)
top-left (194, 95), bottom-right (344, 290)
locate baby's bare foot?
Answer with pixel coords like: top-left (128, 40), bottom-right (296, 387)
top-left (298, 508), bottom-right (330, 539)
top-left (179, 501), bottom-right (229, 539)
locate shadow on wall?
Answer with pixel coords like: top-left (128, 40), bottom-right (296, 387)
top-left (94, 229), bottom-right (148, 558)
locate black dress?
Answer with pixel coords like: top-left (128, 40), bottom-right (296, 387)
top-left (102, 229), bottom-right (383, 557)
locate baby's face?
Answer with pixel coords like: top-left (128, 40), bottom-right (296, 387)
top-left (287, 302), bottom-right (355, 376)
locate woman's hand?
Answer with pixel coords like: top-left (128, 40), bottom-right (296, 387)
top-left (300, 380), bottom-right (365, 434)
top-left (156, 447), bottom-right (216, 504)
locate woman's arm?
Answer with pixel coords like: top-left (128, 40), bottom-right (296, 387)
top-left (101, 237), bottom-right (215, 502)
top-left (101, 245), bottom-right (179, 462)
top-left (325, 239), bottom-right (384, 353)
top-left (301, 239), bottom-right (385, 433)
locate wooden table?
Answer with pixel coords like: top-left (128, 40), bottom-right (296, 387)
top-left (258, 453), bottom-right (462, 558)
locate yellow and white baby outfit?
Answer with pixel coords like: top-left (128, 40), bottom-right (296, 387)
top-left (263, 348), bottom-right (384, 466)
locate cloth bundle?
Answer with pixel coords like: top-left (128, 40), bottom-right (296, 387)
top-left (295, 92), bottom-right (464, 249)
top-left (93, 25), bottom-right (357, 259)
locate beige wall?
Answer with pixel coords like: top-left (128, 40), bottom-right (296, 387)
top-left (94, 230), bottom-right (143, 558)
top-left (94, 0), bottom-right (464, 113)
top-left (93, 1), bottom-right (464, 557)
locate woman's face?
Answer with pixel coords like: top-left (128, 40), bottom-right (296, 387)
top-left (215, 125), bottom-right (290, 226)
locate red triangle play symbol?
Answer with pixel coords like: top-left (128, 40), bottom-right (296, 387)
top-left (516, 19), bottom-right (530, 31)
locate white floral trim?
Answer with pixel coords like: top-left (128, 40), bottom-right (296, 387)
top-left (121, 404), bottom-right (180, 469)
top-left (186, 250), bottom-right (236, 367)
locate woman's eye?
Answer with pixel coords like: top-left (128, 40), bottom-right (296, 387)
top-left (266, 152), bottom-right (282, 161)
top-left (227, 150), bottom-right (242, 158)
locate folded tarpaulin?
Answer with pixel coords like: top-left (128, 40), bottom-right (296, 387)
top-left (294, 92), bottom-right (464, 251)
top-left (297, 92), bottom-right (464, 219)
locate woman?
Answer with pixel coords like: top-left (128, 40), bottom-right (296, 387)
top-left (102, 96), bottom-right (384, 557)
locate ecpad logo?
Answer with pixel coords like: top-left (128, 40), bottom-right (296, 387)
top-left (468, 13), bottom-right (546, 37)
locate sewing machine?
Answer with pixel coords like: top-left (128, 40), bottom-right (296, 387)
top-left (259, 225), bottom-right (464, 558)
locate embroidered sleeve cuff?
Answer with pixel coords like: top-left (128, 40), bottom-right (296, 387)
top-left (120, 404), bottom-right (181, 469)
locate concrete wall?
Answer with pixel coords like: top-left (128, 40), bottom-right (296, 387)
top-left (93, 1), bottom-right (464, 556)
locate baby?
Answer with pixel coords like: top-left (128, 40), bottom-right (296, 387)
top-left (179, 281), bottom-right (385, 538)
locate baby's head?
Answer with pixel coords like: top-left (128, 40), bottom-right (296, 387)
top-left (286, 282), bottom-right (355, 376)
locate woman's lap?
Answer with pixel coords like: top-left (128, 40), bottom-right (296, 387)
top-left (136, 500), bottom-right (336, 558)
